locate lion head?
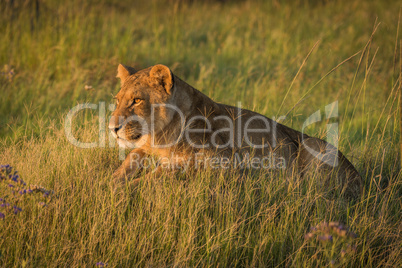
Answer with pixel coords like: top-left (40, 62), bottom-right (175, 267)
top-left (109, 64), bottom-right (179, 148)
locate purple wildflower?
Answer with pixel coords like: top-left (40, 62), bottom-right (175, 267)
top-left (11, 175), bottom-right (19, 182)
top-left (8, 184), bottom-right (14, 188)
top-left (13, 206), bottom-right (22, 214)
top-left (96, 262), bottom-right (107, 267)
top-left (318, 235), bottom-right (333, 242)
top-left (0, 212), bottom-right (4, 219)
top-left (19, 190), bottom-right (27, 195)
top-left (0, 164), bottom-right (10, 170)
top-left (0, 164), bottom-right (12, 174)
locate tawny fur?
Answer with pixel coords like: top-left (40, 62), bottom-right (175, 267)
top-left (109, 64), bottom-right (362, 198)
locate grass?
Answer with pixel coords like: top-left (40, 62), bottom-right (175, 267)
top-left (0, 0), bottom-right (401, 266)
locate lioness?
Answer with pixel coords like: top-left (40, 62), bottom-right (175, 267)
top-left (109, 64), bottom-right (362, 198)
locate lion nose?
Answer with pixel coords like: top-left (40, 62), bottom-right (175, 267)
top-left (109, 124), bottom-right (122, 135)
top-left (109, 116), bottom-right (123, 136)
top-left (112, 126), bottom-right (122, 134)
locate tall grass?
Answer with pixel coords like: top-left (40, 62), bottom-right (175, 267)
top-left (0, 0), bottom-right (401, 266)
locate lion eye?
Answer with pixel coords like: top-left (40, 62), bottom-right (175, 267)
top-left (133, 98), bottom-right (142, 105)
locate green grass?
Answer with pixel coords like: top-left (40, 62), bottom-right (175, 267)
top-left (0, 0), bottom-right (401, 266)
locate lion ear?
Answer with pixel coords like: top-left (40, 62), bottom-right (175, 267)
top-left (116, 64), bottom-right (136, 84)
top-left (149, 64), bottom-right (174, 95)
